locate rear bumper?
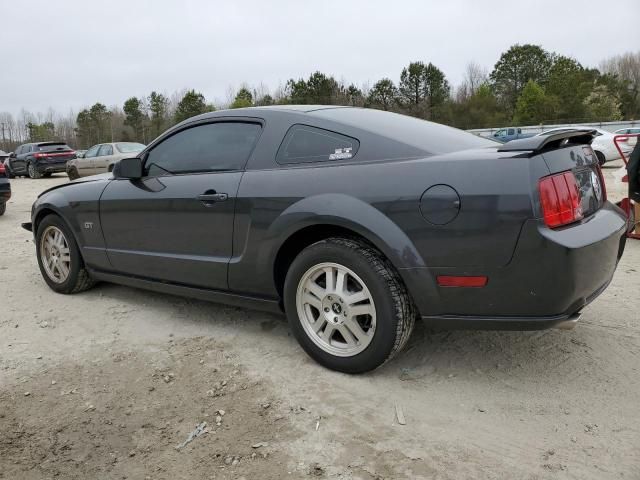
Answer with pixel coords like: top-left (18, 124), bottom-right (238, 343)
top-left (404, 202), bottom-right (628, 330)
top-left (35, 160), bottom-right (68, 173)
top-left (422, 311), bottom-right (585, 331)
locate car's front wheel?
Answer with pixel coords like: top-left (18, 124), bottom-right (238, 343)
top-left (36, 215), bottom-right (95, 294)
top-left (0, 202), bottom-right (5, 216)
top-left (284, 237), bottom-right (415, 373)
top-left (595, 151), bottom-right (606, 166)
top-left (28, 162), bottom-right (42, 179)
top-left (67, 167), bottom-right (80, 180)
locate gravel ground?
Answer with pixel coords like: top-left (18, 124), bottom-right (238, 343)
top-left (0, 163), bottom-right (639, 479)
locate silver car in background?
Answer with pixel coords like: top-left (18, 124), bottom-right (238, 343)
top-left (66, 142), bottom-right (145, 179)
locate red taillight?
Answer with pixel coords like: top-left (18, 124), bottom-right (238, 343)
top-left (34, 153), bottom-right (47, 159)
top-left (437, 275), bottom-right (488, 288)
top-left (0, 162), bottom-right (5, 174)
top-left (539, 171), bottom-right (583, 228)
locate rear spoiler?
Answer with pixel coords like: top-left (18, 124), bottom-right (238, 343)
top-left (497, 130), bottom-right (596, 153)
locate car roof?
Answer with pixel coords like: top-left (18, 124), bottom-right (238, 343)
top-left (241, 105), bottom-right (350, 113)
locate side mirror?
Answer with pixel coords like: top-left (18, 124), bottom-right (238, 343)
top-left (113, 157), bottom-right (143, 179)
top-left (9, 152), bottom-right (16, 158)
top-left (77, 152), bottom-right (85, 158)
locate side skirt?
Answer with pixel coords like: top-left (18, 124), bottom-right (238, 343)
top-left (88, 268), bottom-right (283, 314)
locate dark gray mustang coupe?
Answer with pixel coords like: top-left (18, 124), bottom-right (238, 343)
top-left (24, 106), bottom-right (627, 373)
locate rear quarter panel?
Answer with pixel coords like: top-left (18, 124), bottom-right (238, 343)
top-left (229, 149), bottom-right (541, 299)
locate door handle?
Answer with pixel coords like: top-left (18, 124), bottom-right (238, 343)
top-left (197, 192), bottom-right (228, 205)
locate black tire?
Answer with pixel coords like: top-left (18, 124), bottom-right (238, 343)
top-left (0, 202), bottom-right (5, 216)
top-left (67, 166), bottom-right (80, 181)
top-left (28, 162), bottom-right (42, 179)
top-left (284, 237), bottom-right (416, 373)
top-left (35, 214), bottom-right (96, 294)
top-left (595, 151), bottom-right (606, 166)
top-left (5, 165), bottom-right (15, 179)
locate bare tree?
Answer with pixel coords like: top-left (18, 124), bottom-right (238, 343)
top-left (457, 61), bottom-right (489, 101)
top-left (600, 51), bottom-right (640, 88)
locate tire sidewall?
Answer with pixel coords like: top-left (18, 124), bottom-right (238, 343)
top-left (284, 240), bottom-right (401, 373)
top-left (35, 215), bottom-right (84, 293)
top-left (67, 167), bottom-right (79, 180)
top-left (28, 162), bottom-right (39, 179)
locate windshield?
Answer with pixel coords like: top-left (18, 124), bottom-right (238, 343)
top-left (115, 142), bottom-right (145, 153)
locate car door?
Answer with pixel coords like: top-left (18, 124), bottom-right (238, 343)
top-left (80, 145), bottom-right (100, 176)
top-left (99, 120), bottom-right (262, 290)
top-left (11, 146), bottom-right (25, 173)
top-left (95, 144), bottom-right (114, 174)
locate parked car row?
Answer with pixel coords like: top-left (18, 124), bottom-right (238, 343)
top-left (66, 142), bottom-right (145, 179)
top-left (1, 142), bottom-right (146, 181)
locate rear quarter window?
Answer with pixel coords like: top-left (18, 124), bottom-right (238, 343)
top-left (276, 125), bottom-right (360, 164)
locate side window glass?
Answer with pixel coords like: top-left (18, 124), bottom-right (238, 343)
top-left (85, 145), bottom-right (100, 158)
top-left (98, 145), bottom-right (113, 156)
top-left (145, 122), bottom-right (261, 176)
top-left (276, 125), bottom-right (360, 164)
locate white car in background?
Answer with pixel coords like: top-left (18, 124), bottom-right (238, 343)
top-left (614, 127), bottom-right (640, 135)
top-left (66, 142), bottom-right (145, 179)
top-left (536, 127), bottom-right (633, 165)
top-left (613, 127), bottom-right (639, 150)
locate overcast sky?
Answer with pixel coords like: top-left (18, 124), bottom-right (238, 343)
top-left (1, 0), bottom-right (639, 117)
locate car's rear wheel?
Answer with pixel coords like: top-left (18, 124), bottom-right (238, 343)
top-left (67, 166), bottom-right (80, 180)
top-left (595, 151), bottom-right (606, 166)
top-left (28, 162), bottom-right (42, 179)
top-left (284, 237), bottom-right (415, 373)
top-left (0, 202), bottom-right (5, 216)
top-left (36, 215), bottom-right (95, 294)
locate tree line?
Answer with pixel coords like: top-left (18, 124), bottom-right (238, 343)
top-left (0, 45), bottom-right (638, 151)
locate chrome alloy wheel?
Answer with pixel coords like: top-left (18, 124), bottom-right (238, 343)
top-left (40, 226), bottom-right (71, 284)
top-left (296, 262), bottom-right (376, 357)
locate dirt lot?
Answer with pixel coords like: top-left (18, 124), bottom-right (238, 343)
top-left (1, 165), bottom-right (639, 479)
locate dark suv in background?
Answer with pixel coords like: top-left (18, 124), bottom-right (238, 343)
top-left (5, 142), bottom-right (76, 178)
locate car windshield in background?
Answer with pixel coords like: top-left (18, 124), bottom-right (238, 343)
top-left (36, 143), bottom-right (72, 152)
top-left (115, 142), bottom-right (145, 153)
top-left (312, 108), bottom-right (497, 155)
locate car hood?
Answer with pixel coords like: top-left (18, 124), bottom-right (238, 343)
top-left (37, 173), bottom-right (112, 198)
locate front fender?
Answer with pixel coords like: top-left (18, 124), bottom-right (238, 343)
top-left (31, 180), bottom-right (111, 270)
